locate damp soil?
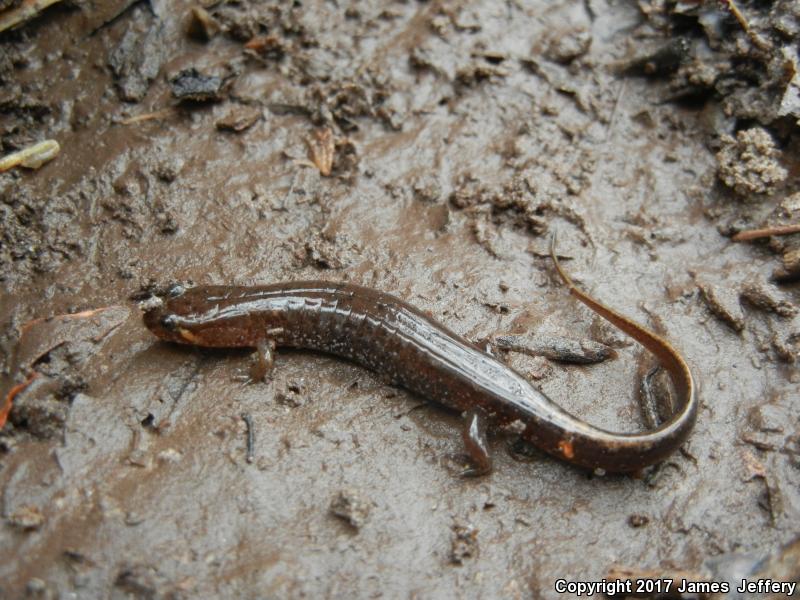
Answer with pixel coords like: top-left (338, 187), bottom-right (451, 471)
top-left (1, 1), bottom-right (799, 598)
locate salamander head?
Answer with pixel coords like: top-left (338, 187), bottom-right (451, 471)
top-left (143, 302), bottom-right (187, 345)
top-left (142, 285), bottom-right (253, 348)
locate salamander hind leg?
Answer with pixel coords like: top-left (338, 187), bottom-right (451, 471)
top-left (459, 409), bottom-right (493, 477)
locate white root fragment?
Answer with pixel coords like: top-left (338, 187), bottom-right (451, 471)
top-left (0, 139), bottom-right (60, 173)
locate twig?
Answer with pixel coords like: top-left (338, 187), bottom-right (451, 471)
top-left (241, 413), bottom-right (255, 464)
top-left (1, 372), bottom-right (38, 429)
top-left (721, 0), bottom-right (770, 51)
top-left (118, 107), bottom-right (175, 126)
top-left (732, 223), bottom-right (800, 242)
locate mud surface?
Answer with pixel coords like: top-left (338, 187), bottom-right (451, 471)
top-left (1, 1), bottom-right (799, 598)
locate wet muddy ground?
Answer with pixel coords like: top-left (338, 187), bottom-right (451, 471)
top-left (1, 1), bottom-right (799, 598)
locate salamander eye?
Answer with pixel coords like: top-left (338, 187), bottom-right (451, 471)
top-left (167, 284), bottom-right (185, 298)
top-left (161, 314), bottom-right (179, 331)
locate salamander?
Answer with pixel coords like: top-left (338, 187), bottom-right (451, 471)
top-left (143, 236), bottom-right (697, 473)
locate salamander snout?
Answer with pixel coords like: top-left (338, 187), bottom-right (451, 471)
top-left (142, 303), bottom-right (187, 344)
top-left (141, 295), bottom-right (177, 337)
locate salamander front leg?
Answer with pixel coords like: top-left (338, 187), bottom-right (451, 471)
top-left (249, 338), bottom-right (276, 383)
top-left (460, 409), bottom-right (492, 477)
top-left (234, 329), bottom-right (283, 384)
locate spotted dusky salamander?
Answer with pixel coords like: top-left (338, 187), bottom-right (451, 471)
top-left (143, 236), bottom-right (697, 473)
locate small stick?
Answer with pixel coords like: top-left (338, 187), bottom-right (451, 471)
top-left (1, 372), bottom-right (39, 429)
top-left (720, 0), bottom-right (770, 51)
top-left (732, 223), bottom-right (800, 242)
top-left (723, 0), bottom-right (750, 31)
top-left (241, 413), bottom-right (255, 463)
top-left (118, 108), bottom-right (175, 126)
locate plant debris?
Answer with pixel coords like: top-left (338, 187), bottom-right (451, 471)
top-left (244, 34), bottom-right (286, 61)
top-left (733, 223), bottom-right (800, 242)
top-left (633, 1), bottom-right (800, 128)
top-left (187, 6), bottom-right (219, 41)
top-left (306, 127), bottom-right (334, 176)
top-left (697, 280), bottom-right (745, 332)
top-left (170, 68), bottom-right (226, 103)
top-left (543, 27), bottom-right (592, 65)
top-left (2, 306), bottom-right (129, 437)
top-left (215, 105), bottom-right (261, 132)
top-left (774, 247), bottom-right (800, 282)
top-left (740, 280), bottom-right (797, 317)
top-left (7, 504), bottom-right (45, 530)
top-left (300, 127), bottom-right (357, 178)
top-left (450, 523), bottom-right (479, 565)
top-left (0, 372), bottom-right (37, 429)
top-left (621, 36), bottom-right (692, 77)
top-left (0, 139), bottom-right (59, 172)
top-left (493, 333), bottom-right (616, 364)
top-left (241, 412), bottom-right (255, 464)
top-left (330, 489), bottom-right (371, 530)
